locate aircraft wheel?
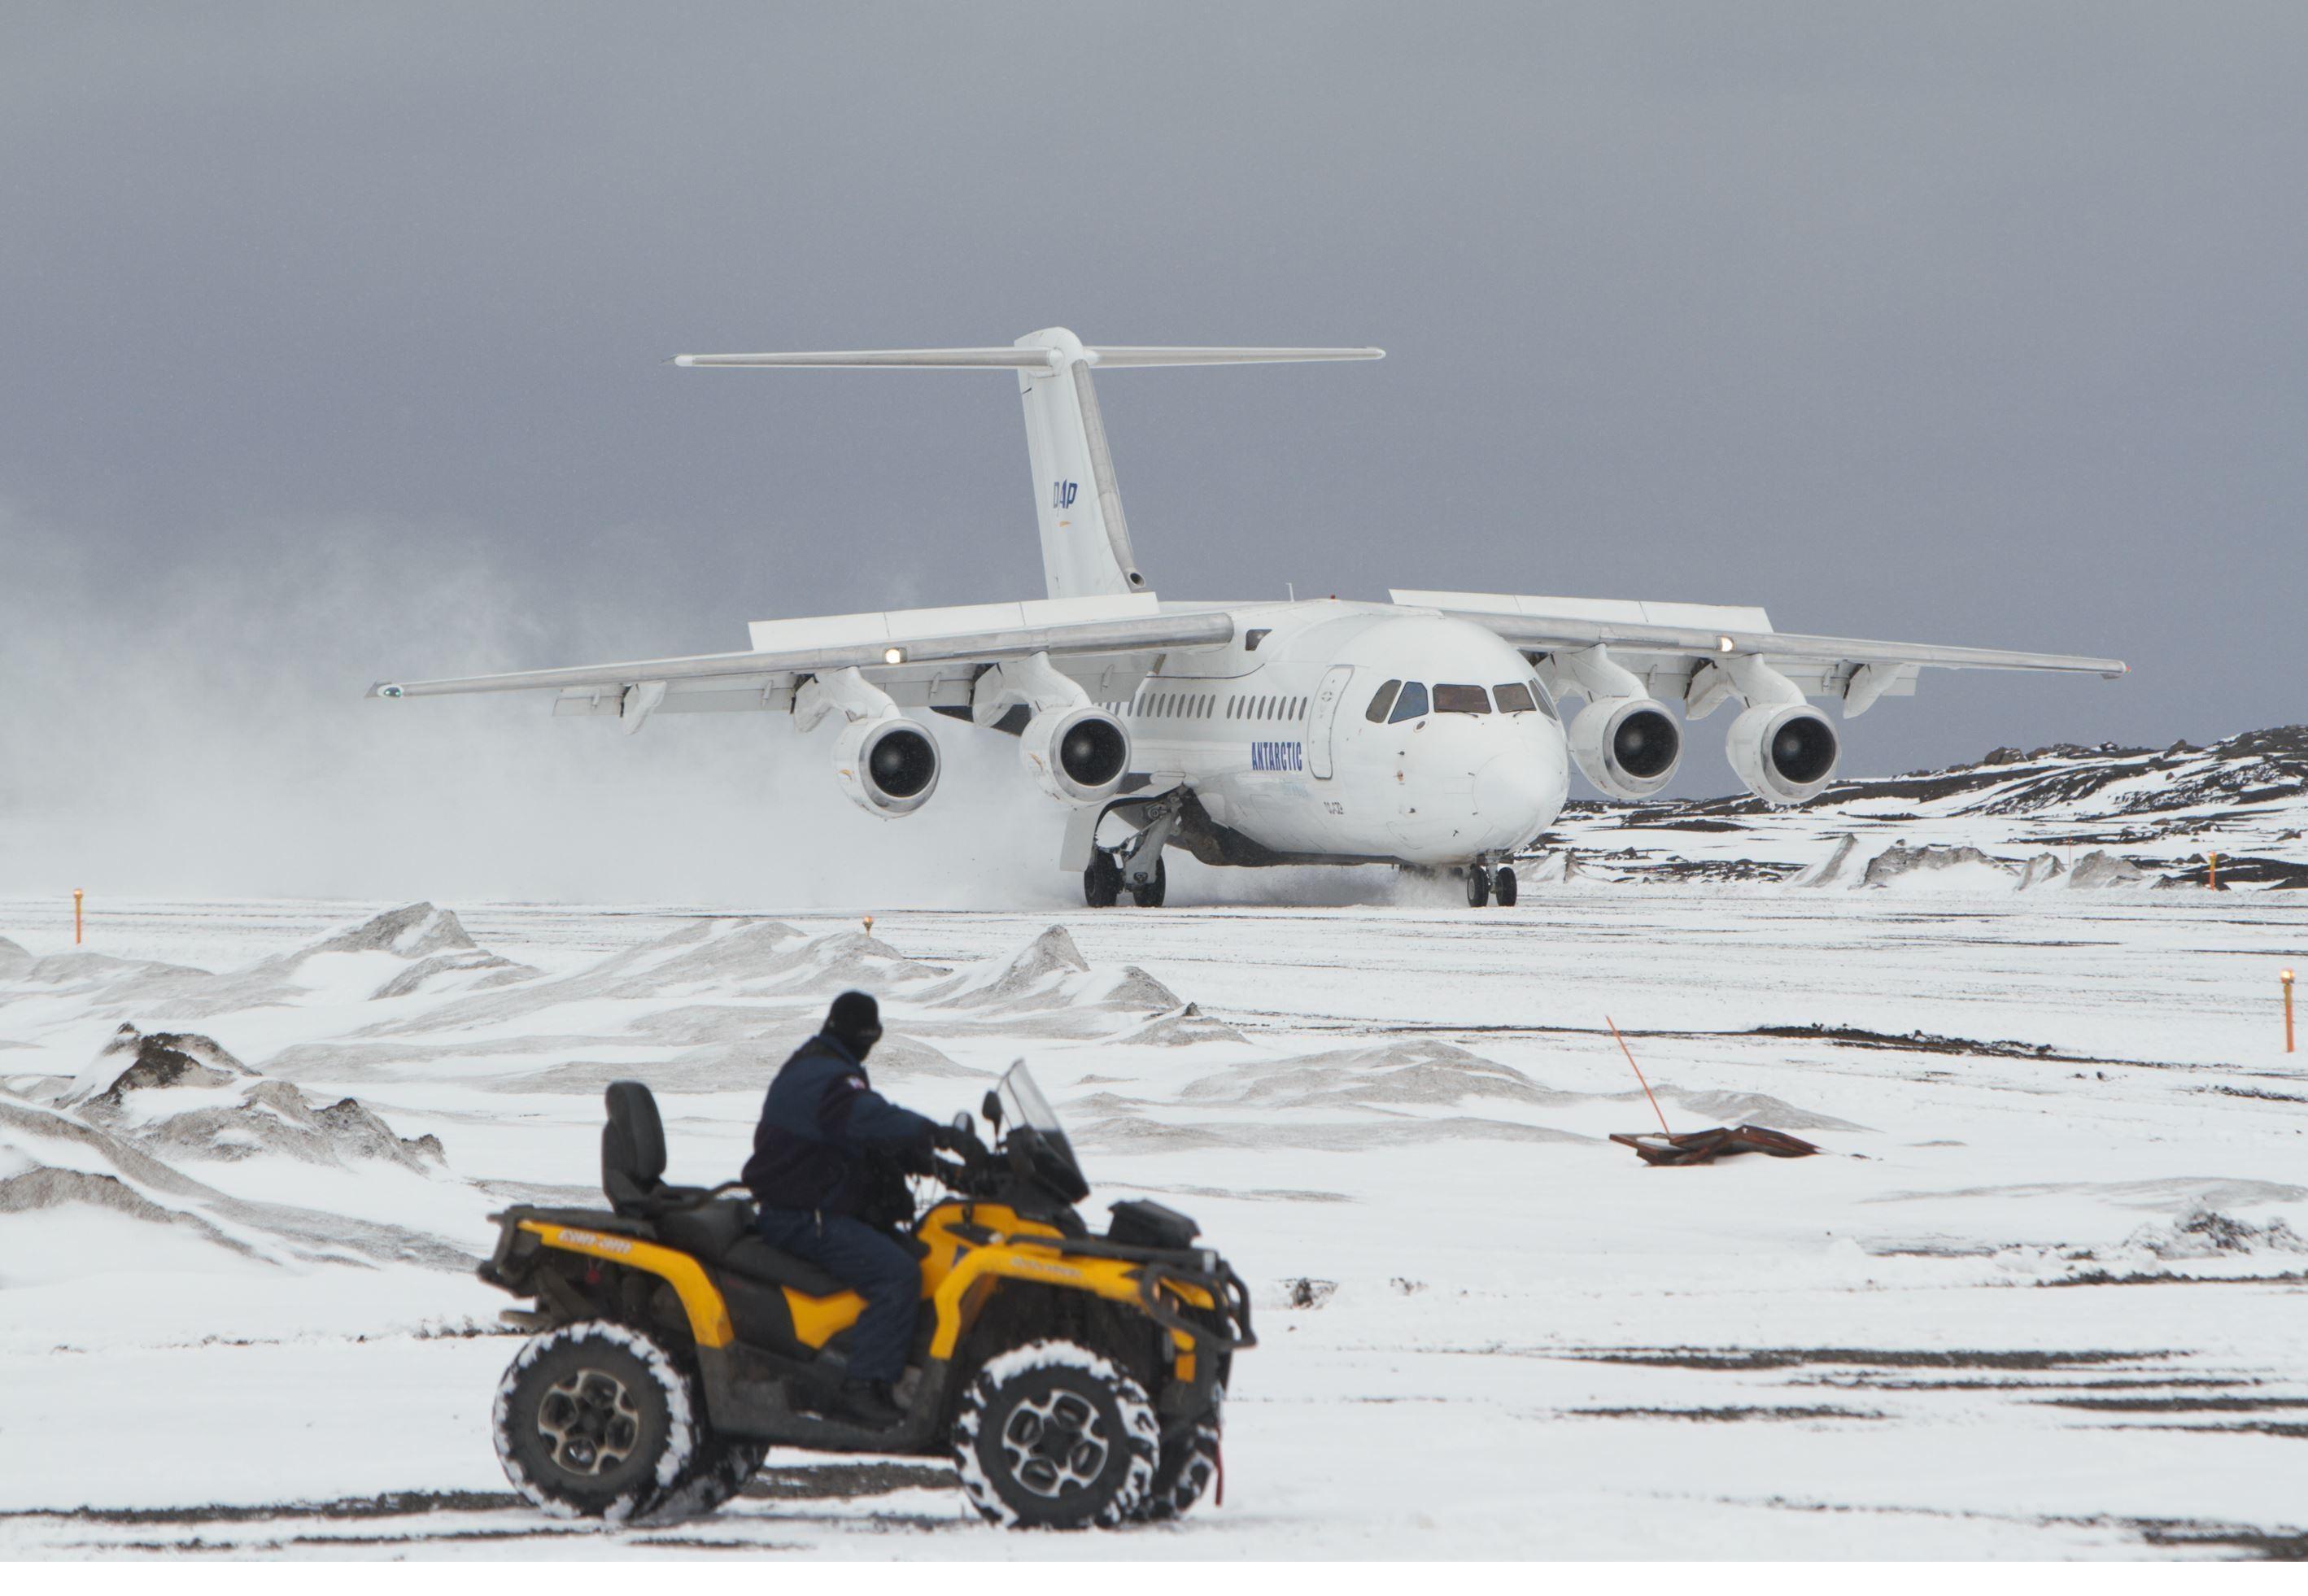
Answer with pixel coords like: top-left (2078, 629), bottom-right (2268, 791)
top-left (1084, 851), bottom-right (1121, 908)
top-left (1464, 866), bottom-right (1491, 909)
top-left (1494, 866), bottom-right (1518, 906)
top-left (1129, 857), bottom-right (1167, 909)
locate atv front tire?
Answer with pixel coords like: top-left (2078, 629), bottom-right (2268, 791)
top-left (493, 1321), bottom-right (697, 1521)
top-left (953, 1341), bottom-right (1160, 1529)
top-left (1132, 1411), bottom-right (1220, 1521)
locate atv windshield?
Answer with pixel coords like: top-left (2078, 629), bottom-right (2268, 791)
top-left (997, 1062), bottom-right (1085, 1190)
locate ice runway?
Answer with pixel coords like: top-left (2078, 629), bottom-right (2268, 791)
top-left (2, 892), bottom-right (2302, 1558)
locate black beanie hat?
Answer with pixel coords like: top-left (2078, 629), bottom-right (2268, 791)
top-left (825, 991), bottom-right (883, 1056)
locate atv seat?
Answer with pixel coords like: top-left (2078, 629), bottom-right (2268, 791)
top-left (648, 1192), bottom-right (845, 1295)
top-left (601, 1081), bottom-right (846, 1298)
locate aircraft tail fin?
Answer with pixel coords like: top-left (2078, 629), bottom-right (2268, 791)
top-left (674, 329), bottom-right (1381, 600)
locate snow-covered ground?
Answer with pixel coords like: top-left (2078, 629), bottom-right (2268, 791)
top-left (1538, 726), bottom-right (2308, 894)
top-left (2, 879), bottom-right (2303, 1560)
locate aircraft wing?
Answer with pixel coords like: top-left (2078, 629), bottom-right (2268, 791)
top-left (369, 597), bottom-right (1234, 726)
top-left (1392, 590), bottom-right (2126, 717)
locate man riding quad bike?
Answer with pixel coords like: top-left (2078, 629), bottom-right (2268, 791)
top-left (477, 1057), bottom-right (1254, 1528)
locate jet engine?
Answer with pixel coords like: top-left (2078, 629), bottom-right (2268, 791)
top-left (1019, 706), bottom-right (1132, 804)
top-left (1726, 702), bottom-right (1839, 806)
top-left (831, 715), bottom-right (941, 818)
top-left (1566, 696), bottom-right (1682, 800)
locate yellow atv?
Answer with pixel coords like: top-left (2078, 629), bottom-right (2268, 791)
top-left (478, 1063), bottom-right (1254, 1529)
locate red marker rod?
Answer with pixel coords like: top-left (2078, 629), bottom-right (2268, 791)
top-left (1607, 1015), bottom-right (1673, 1137)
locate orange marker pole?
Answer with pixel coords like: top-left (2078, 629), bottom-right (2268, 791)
top-left (1607, 1015), bottom-right (1673, 1137)
top-left (862, 914), bottom-right (875, 936)
top-left (73, 888), bottom-right (84, 946)
top-left (2284, 970), bottom-right (2295, 1055)
top-left (2209, 851), bottom-right (2219, 891)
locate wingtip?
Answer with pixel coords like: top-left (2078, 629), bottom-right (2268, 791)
top-left (368, 681), bottom-right (404, 700)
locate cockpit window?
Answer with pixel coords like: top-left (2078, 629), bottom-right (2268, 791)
top-left (1493, 681), bottom-right (1536, 714)
top-left (1432, 684), bottom-right (1491, 714)
top-left (1387, 681), bottom-right (1429, 722)
top-left (1365, 679), bottom-right (1402, 722)
top-left (1531, 677), bottom-right (1560, 722)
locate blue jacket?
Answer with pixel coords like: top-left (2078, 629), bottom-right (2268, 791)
top-left (741, 1033), bottom-right (936, 1217)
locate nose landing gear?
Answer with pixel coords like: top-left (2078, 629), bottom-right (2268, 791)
top-left (1464, 861), bottom-right (1518, 909)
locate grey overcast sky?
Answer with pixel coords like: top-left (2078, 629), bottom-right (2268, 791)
top-left (3, 2), bottom-right (2304, 904)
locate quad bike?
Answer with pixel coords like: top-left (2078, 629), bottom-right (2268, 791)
top-left (477, 1062), bottom-right (1254, 1529)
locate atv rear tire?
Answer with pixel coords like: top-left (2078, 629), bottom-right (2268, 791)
top-left (953, 1341), bottom-right (1159, 1529)
top-left (493, 1321), bottom-right (697, 1521)
top-left (652, 1428), bottom-right (767, 1520)
top-left (1132, 1411), bottom-right (1221, 1521)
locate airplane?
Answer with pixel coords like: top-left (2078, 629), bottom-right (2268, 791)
top-left (371, 327), bottom-right (2127, 909)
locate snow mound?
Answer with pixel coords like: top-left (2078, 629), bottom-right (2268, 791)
top-left (61, 1024), bottom-right (259, 1109)
top-left (137, 1079), bottom-right (446, 1170)
top-left (0, 935), bottom-right (30, 975)
top-left (924, 925), bottom-right (1089, 1009)
top-left (1861, 844), bottom-right (2023, 891)
top-left (2123, 1208), bottom-right (2308, 1259)
top-left (0, 948), bottom-right (212, 999)
top-left (498, 1027), bottom-right (976, 1094)
top-left (1180, 1038), bottom-right (1582, 1110)
top-left (0, 1164), bottom-right (260, 1256)
top-left (0, 1097), bottom-right (472, 1272)
top-left (1524, 850), bottom-right (1586, 884)
top-left (293, 903), bottom-right (477, 962)
top-left (920, 927), bottom-right (1180, 1018)
top-left (1117, 1003), bottom-right (1248, 1047)
top-left (370, 948), bottom-right (539, 1001)
top-left (1790, 834), bottom-right (1860, 887)
top-left (2014, 853), bottom-right (2065, 890)
top-left (1664, 1089), bottom-right (1869, 1133)
top-left (1071, 1113), bottom-right (1246, 1152)
top-left (741, 929), bottom-right (947, 996)
top-left (17, 903), bottom-right (534, 1022)
top-left (610, 919), bottom-right (945, 1000)
top-left (2068, 850), bottom-right (2153, 889)
top-left (60, 1026), bottom-right (443, 1169)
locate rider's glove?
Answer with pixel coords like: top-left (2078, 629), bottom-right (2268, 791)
top-left (931, 1123), bottom-right (989, 1162)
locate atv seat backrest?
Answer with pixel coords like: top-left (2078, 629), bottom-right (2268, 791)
top-left (603, 1079), bottom-right (669, 1218)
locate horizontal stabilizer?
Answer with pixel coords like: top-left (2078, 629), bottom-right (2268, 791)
top-left (675, 328), bottom-right (1381, 601)
top-left (674, 343), bottom-right (1383, 371)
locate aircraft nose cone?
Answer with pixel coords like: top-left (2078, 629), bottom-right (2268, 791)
top-left (1474, 752), bottom-right (1554, 830)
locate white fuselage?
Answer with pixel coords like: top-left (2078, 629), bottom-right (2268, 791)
top-left (1093, 601), bottom-right (1571, 867)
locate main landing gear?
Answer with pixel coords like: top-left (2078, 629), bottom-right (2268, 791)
top-left (1084, 852), bottom-right (1167, 909)
top-left (1464, 863), bottom-right (1517, 908)
top-left (1084, 795), bottom-right (1176, 909)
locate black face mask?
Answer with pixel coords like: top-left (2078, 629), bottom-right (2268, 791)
top-left (839, 1026), bottom-right (882, 1061)
top-left (823, 990), bottom-right (882, 1061)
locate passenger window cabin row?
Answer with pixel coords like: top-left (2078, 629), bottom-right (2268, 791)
top-left (1364, 678), bottom-right (1554, 723)
top-left (1097, 678), bottom-right (1554, 726)
top-left (1103, 689), bottom-right (1310, 722)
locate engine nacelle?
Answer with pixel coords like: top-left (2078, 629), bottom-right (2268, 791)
top-left (1019, 706), bottom-right (1132, 805)
top-left (831, 715), bottom-right (941, 818)
top-left (1726, 702), bottom-right (1839, 806)
top-left (1566, 696), bottom-right (1683, 800)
